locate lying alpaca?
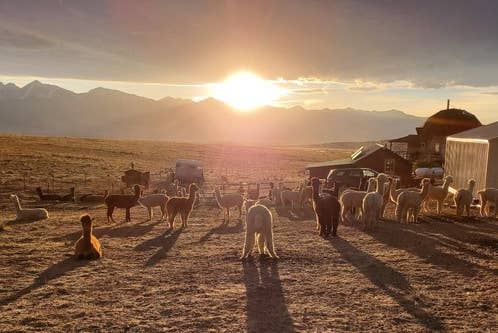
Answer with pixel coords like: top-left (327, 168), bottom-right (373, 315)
top-left (10, 194), bottom-right (48, 221)
top-left (79, 190), bottom-right (108, 203)
top-left (104, 184), bottom-right (141, 223)
top-left (166, 183), bottom-right (199, 228)
top-left (138, 193), bottom-right (169, 221)
top-left (423, 175), bottom-right (454, 214)
top-left (478, 188), bottom-right (498, 218)
top-left (339, 178), bottom-right (376, 224)
top-left (396, 178), bottom-right (431, 223)
top-left (362, 179), bottom-right (386, 230)
top-left (311, 177), bottom-right (341, 237)
top-left (241, 204), bottom-right (278, 259)
top-left (61, 187), bottom-right (75, 202)
top-left (36, 187), bottom-right (62, 201)
top-left (455, 179), bottom-right (476, 217)
top-left (74, 214), bottom-right (102, 259)
top-left (214, 187), bottom-right (244, 222)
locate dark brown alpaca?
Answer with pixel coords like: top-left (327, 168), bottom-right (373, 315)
top-left (74, 214), bottom-right (102, 259)
top-left (104, 185), bottom-right (141, 223)
top-left (311, 177), bottom-right (341, 237)
top-left (36, 187), bottom-right (62, 201)
top-left (166, 183), bottom-right (199, 228)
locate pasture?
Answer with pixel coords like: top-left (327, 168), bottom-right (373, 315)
top-left (0, 136), bottom-right (497, 332)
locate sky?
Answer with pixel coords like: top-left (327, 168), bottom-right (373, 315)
top-left (1, 0), bottom-right (498, 123)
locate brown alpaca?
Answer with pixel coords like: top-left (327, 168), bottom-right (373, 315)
top-left (36, 187), bottom-right (62, 201)
top-left (74, 214), bottom-right (102, 259)
top-left (166, 183), bottom-right (199, 228)
top-left (104, 184), bottom-right (141, 223)
top-left (311, 177), bottom-right (341, 237)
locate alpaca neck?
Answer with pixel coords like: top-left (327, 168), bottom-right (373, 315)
top-left (311, 184), bottom-right (320, 200)
top-left (442, 180), bottom-right (450, 192)
top-left (390, 179), bottom-right (397, 198)
top-left (82, 227), bottom-right (92, 246)
top-left (187, 189), bottom-right (196, 205)
top-left (367, 181), bottom-right (375, 192)
top-left (214, 189), bottom-right (223, 207)
top-left (468, 182), bottom-right (475, 193)
top-left (12, 197), bottom-right (21, 212)
top-left (420, 184), bottom-right (430, 200)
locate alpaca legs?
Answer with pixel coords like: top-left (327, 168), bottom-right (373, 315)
top-left (107, 206), bottom-right (115, 223)
top-left (331, 216), bottom-right (338, 237)
top-left (168, 211), bottom-right (177, 228)
top-left (147, 207), bottom-right (153, 221)
top-left (125, 208), bottom-right (131, 222)
top-left (256, 233), bottom-right (265, 254)
top-left (241, 231), bottom-right (256, 259)
top-left (160, 204), bottom-right (167, 221)
top-left (265, 234), bottom-right (278, 258)
top-left (181, 212), bottom-right (189, 227)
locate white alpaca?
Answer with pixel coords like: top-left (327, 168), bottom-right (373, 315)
top-left (339, 178), bottom-right (376, 223)
top-left (138, 193), bottom-right (169, 221)
top-left (280, 184), bottom-right (302, 210)
top-left (362, 179), bottom-right (385, 230)
top-left (423, 176), bottom-right (454, 214)
top-left (395, 179), bottom-right (431, 223)
top-left (214, 187), bottom-right (244, 222)
top-left (376, 173), bottom-right (390, 217)
top-left (389, 178), bottom-right (420, 204)
top-left (10, 194), bottom-right (48, 221)
top-left (241, 204), bottom-right (278, 259)
top-left (478, 188), bottom-right (498, 218)
top-left (454, 179), bottom-right (476, 217)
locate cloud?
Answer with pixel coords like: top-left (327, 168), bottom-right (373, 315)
top-left (481, 91), bottom-right (498, 95)
top-left (0, 27), bottom-right (54, 50)
top-left (291, 88), bottom-right (327, 94)
top-left (348, 86), bottom-right (379, 92)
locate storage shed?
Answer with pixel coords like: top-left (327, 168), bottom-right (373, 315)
top-left (306, 144), bottom-right (413, 184)
top-left (445, 121), bottom-right (498, 194)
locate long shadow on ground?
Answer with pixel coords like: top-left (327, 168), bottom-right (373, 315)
top-left (195, 219), bottom-right (243, 244)
top-left (368, 220), bottom-right (498, 277)
top-left (0, 256), bottom-right (88, 306)
top-left (243, 258), bottom-right (295, 333)
top-left (137, 227), bottom-right (183, 267)
top-left (329, 237), bottom-right (444, 331)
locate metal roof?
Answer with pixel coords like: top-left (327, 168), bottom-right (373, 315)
top-left (447, 121), bottom-right (498, 141)
top-left (306, 144), bottom-right (384, 169)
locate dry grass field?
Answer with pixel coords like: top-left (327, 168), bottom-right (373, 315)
top-left (0, 135), bottom-right (497, 332)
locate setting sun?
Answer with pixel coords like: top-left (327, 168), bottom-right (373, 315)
top-left (211, 72), bottom-right (286, 111)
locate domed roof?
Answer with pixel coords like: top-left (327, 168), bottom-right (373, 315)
top-left (417, 108), bottom-right (481, 137)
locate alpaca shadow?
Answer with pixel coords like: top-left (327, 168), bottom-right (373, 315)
top-left (144, 227), bottom-right (183, 267)
top-left (52, 220), bottom-right (163, 243)
top-left (242, 258), bottom-right (295, 333)
top-left (0, 256), bottom-right (87, 306)
top-left (369, 220), bottom-right (497, 277)
top-left (196, 219), bottom-right (244, 244)
top-left (329, 237), bottom-right (444, 331)
top-left (275, 206), bottom-right (306, 221)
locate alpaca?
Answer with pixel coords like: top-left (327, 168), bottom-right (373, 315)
top-left (396, 178), bottom-right (431, 223)
top-left (454, 179), bottom-right (476, 217)
top-left (61, 187), bottom-right (75, 202)
top-left (166, 183), bottom-right (199, 228)
top-left (79, 190), bottom-right (108, 203)
top-left (389, 178), bottom-right (420, 204)
top-left (244, 199), bottom-right (257, 212)
top-left (478, 188), bottom-right (498, 218)
top-left (255, 198), bottom-right (274, 209)
top-left (423, 175), bottom-right (454, 214)
top-left (36, 187), bottom-right (62, 201)
top-left (339, 178), bottom-right (376, 224)
top-left (299, 185), bottom-right (313, 208)
top-left (104, 184), bottom-right (141, 223)
top-left (311, 177), bottom-right (341, 237)
top-left (138, 193), bottom-right (169, 221)
top-left (376, 173), bottom-right (390, 217)
top-left (280, 183), bottom-right (303, 210)
top-left (10, 194), bottom-right (49, 221)
top-left (214, 187), bottom-right (244, 222)
top-left (74, 214), bottom-right (102, 259)
top-left (240, 204), bottom-right (278, 259)
top-left (362, 180), bottom-right (388, 230)
top-left (271, 183), bottom-right (284, 206)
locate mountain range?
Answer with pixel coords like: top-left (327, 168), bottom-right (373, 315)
top-left (0, 81), bottom-right (425, 144)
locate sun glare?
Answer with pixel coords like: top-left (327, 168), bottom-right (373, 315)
top-left (211, 72), bottom-right (286, 111)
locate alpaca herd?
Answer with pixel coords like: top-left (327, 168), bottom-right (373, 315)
top-left (5, 171), bottom-right (498, 261)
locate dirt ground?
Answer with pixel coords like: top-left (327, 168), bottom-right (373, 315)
top-left (1, 136), bottom-right (497, 332)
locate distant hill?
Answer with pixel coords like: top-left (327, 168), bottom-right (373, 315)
top-left (0, 81), bottom-right (425, 144)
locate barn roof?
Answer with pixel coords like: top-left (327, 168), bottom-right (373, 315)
top-left (447, 121), bottom-right (498, 141)
top-left (388, 134), bottom-right (420, 145)
top-left (306, 144), bottom-right (384, 169)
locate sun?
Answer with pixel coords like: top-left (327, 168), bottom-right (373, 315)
top-left (211, 72), bottom-right (286, 111)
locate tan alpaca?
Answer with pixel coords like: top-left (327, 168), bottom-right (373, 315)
top-left (478, 188), bottom-right (498, 218)
top-left (423, 176), bottom-right (453, 214)
top-left (74, 215), bottom-right (102, 259)
top-left (214, 187), bottom-right (244, 222)
top-left (396, 179), bottom-right (431, 223)
top-left (166, 183), bottom-right (199, 228)
top-left (454, 179), bottom-right (476, 217)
